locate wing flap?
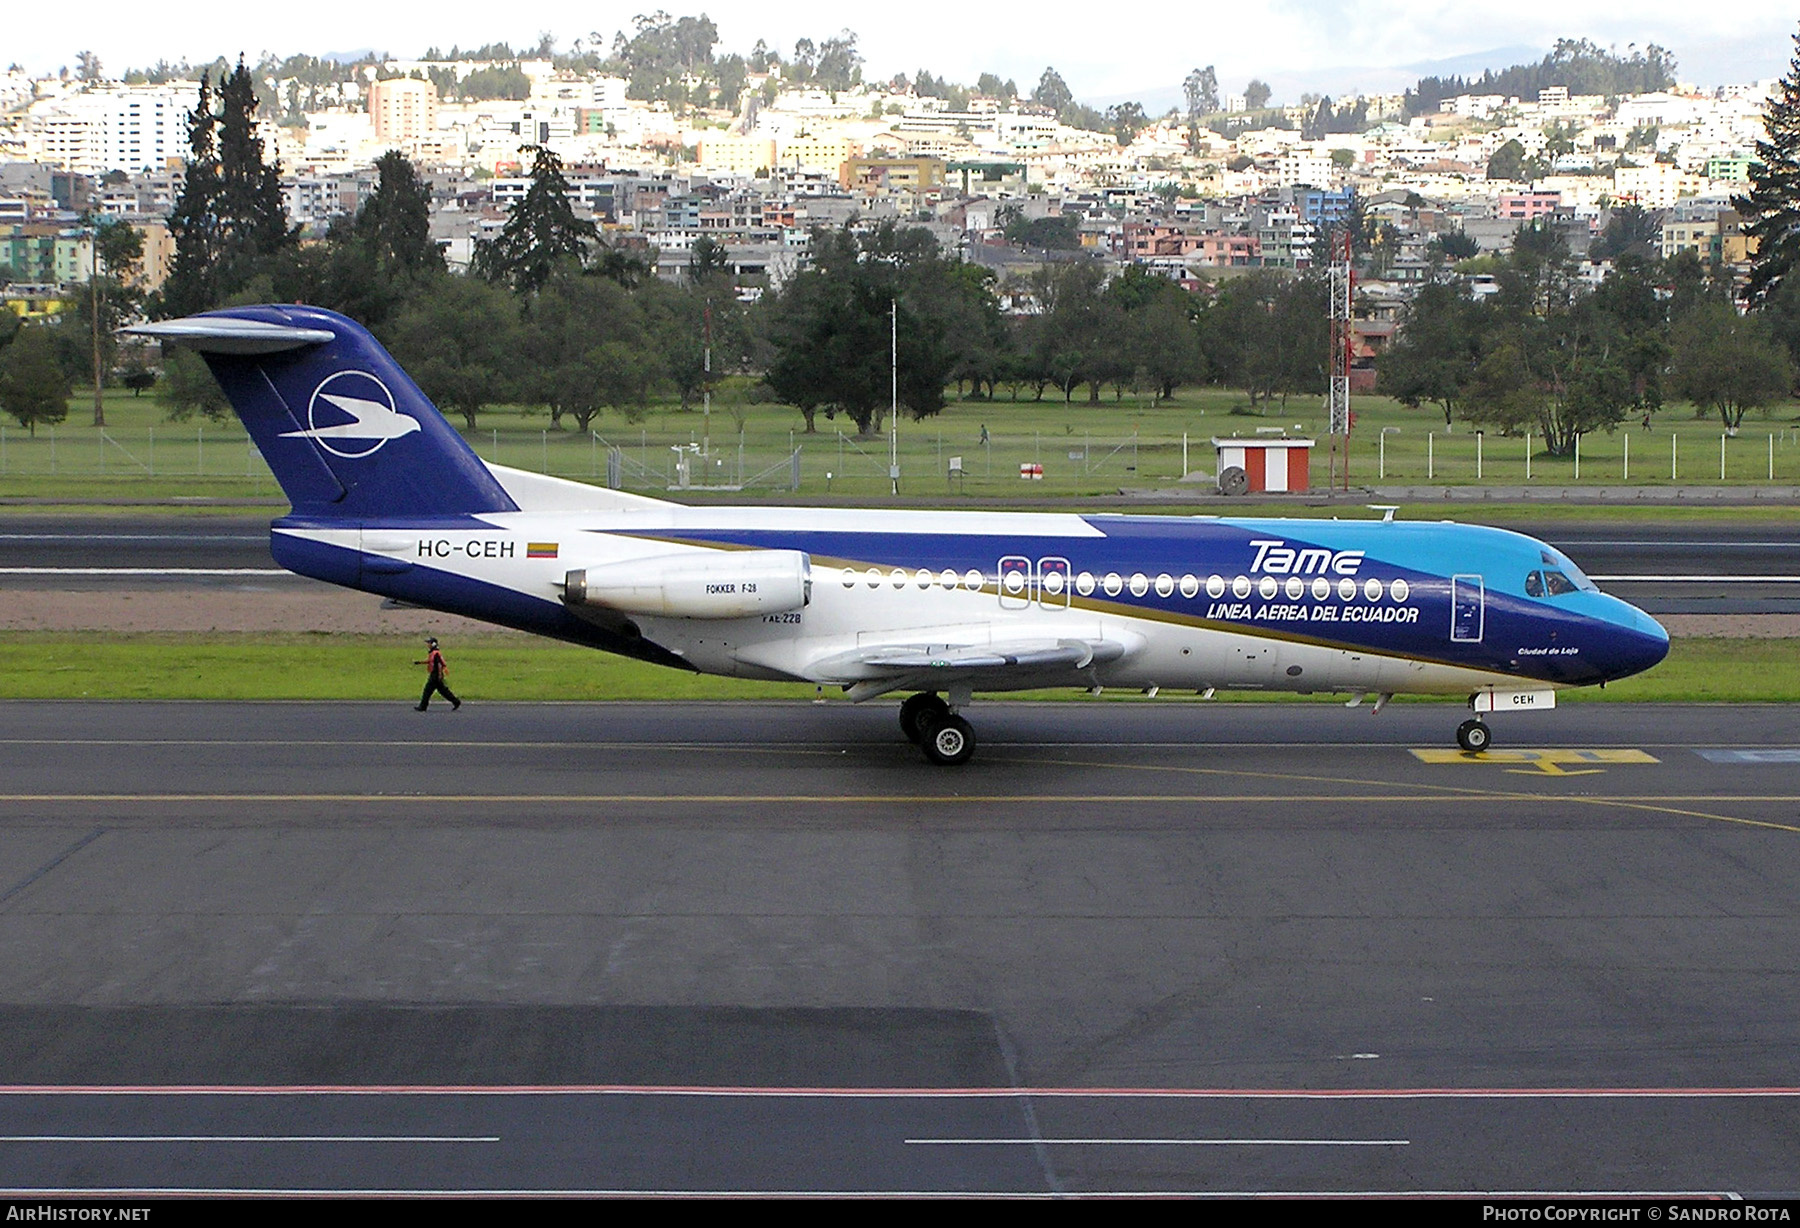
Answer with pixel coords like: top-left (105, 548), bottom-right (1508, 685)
top-left (856, 640), bottom-right (1122, 671)
top-left (804, 634), bottom-right (1138, 701)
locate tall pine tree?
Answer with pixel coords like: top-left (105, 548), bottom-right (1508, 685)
top-left (1736, 25), bottom-right (1800, 308)
top-left (162, 60), bottom-right (294, 316)
top-left (471, 145), bottom-right (598, 295)
top-left (356, 150), bottom-right (442, 276)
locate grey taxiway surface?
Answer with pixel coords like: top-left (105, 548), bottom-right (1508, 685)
top-left (0, 699), bottom-right (1795, 1195)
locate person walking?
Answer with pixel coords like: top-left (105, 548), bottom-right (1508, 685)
top-left (413, 637), bottom-right (461, 711)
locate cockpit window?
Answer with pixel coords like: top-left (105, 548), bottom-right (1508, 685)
top-left (1524, 571), bottom-right (1545, 597)
top-left (1539, 548), bottom-right (1599, 592)
top-left (1543, 570), bottom-right (1579, 596)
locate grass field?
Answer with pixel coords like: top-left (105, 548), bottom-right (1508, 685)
top-left (0, 632), bottom-right (1790, 704)
top-left (4, 383), bottom-right (1799, 504)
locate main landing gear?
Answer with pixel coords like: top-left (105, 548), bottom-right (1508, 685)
top-left (900, 692), bottom-right (976, 766)
top-left (1455, 718), bottom-right (1492, 753)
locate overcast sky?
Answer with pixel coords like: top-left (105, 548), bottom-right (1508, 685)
top-left (9, 1), bottom-right (1795, 100)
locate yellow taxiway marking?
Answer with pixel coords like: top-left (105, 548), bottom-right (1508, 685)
top-left (1410, 748), bottom-right (1661, 776)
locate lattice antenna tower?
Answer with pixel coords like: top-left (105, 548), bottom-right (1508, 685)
top-left (1327, 227), bottom-right (1354, 490)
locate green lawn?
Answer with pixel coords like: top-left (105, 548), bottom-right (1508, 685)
top-left (0, 632), bottom-right (1790, 703)
top-left (4, 383), bottom-right (1799, 504)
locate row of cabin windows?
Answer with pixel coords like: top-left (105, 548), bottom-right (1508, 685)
top-left (841, 567), bottom-right (1414, 604)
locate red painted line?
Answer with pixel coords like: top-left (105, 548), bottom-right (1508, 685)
top-left (0, 1084), bottom-right (1796, 1099)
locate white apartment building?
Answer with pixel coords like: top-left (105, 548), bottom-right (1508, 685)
top-left (1276, 147), bottom-right (1335, 189)
top-left (1613, 162), bottom-right (1702, 209)
top-left (24, 82), bottom-right (200, 175)
top-left (531, 74), bottom-right (628, 110)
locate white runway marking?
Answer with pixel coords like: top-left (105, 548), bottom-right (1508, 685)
top-left (0, 568), bottom-right (288, 577)
top-left (0, 1134), bottom-right (498, 1143)
top-left (907, 1136), bottom-right (1409, 1146)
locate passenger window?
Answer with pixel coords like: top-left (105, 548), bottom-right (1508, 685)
top-left (1544, 570), bottom-right (1579, 596)
top-left (1524, 571), bottom-right (1544, 598)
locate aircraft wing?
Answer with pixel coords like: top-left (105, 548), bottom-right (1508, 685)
top-left (801, 635), bottom-right (1138, 702)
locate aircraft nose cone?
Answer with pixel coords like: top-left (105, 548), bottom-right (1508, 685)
top-left (1608, 603), bottom-right (1670, 681)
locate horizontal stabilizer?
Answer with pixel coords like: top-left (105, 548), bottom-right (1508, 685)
top-left (121, 305), bottom-right (518, 519)
top-left (122, 317), bottom-right (336, 355)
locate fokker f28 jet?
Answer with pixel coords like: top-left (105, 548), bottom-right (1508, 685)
top-left (128, 307), bottom-right (1670, 765)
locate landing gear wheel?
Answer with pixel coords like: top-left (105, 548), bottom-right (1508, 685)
top-left (899, 692), bottom-right (950, 745)
top-left (1456, 718), bottom-right (1492, 753)
top-left (920, 714), bottom-right (976, 766)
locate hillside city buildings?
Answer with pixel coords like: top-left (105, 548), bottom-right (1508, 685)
top-left (0, 55), bottom-right (1780, 349)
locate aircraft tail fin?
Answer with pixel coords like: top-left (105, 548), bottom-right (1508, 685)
top-left (125, 305), bottom-right (518, 519)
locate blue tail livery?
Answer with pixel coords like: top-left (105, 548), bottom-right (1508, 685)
top-left (128, 306), bottom-right (1670, 764)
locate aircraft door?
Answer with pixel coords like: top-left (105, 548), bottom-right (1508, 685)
top-left (1451, 574), bottom-right (1485, 643)
top-left (1037, 557), bottom-right (1071, 609)
top-left (998, 555), bottom-right (1032, 609)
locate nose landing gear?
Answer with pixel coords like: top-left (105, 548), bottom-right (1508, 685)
top-left (1456, 718), bottom-right (1492, 753)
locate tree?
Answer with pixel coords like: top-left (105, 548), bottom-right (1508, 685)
top-left (1107, 101), bottom-right (1147, 146)
top-left (299, 150), bottom-right (445, 329)
top-left (908, 259), bottom-right (1007, 401)
top-left (521, 268), bottom-right (659, 431)
top-left (471, 145), bottom-right (599, 295)
top-left (1735, 24), bottom-right (1800, 308)
top-left (1486, 139), bottom-right (1527, 182)
top-left (1204, 271), bottom-right (1327, 409)
top-left (617, 13), bottom-right (720, 103)
top-left (1463, 227), bottom-right (1654, 454)
top-left (158, 346), bottom-right (230, 422)
top-left (1428, 230), bottom-right (1480, 262)
top-left (1669, 302), bottom-right (1795, 433)
top-left (384, 274), bottom-right (520, 431)
top-left (812, 30), bottom-right (863, 91)
top-left (162, 62), bottom-right (295, 316)
top-left (1591, 203), bottom-right (1660, 262)
top-left (0, 323), bottom-right (70, 435)
top-left (1379, 281), bottom-right (1486, 425)
top-left (75, 217), bottom-right (144, 425)
top-left (641, 277), bottom-right (753, 414)
top-left (1244, 79), bottom-right (1272, 111)
top-left (1108, 267), bottom-right (1202, 401)
top-left (764, 223), bottom-right (956, 434)
top-left (688, 234), bottom-right (730, 282)
top-left (1033, 67), bottom-right (1073, 116)
top-left (1183, 66), bottom-right (1219, 119)
top-left (76, 51), bottom-right (103, 83)
top-left (356, 151), bottom-right (442, 278)
top-left (1004, 214), bottom-right (1079, 250)
top-left (119, 352), bottom-right (157, 396)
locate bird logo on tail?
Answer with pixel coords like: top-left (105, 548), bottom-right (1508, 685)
top-left (281, 371), bottom-right (419, 458)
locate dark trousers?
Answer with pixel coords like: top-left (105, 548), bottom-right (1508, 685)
top-left (418, 674), bottom-right (459, 709)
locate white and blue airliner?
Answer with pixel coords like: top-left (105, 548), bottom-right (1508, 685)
top-left (129, 306), bottom-right (1670, 765)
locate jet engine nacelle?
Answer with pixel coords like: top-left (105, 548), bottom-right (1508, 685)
top-left (564, 550), bottom-right (811, 619)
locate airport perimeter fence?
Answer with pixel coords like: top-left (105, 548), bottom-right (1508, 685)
top-left (3, 420), bottom-right (1800, 497)
top-left (1369, 424), bottom-right (1800, 486)
top-left (0, 422), bottom-right (1175, 498)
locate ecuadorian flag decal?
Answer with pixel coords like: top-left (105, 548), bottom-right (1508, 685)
top-left (527, 542), bottom-right (559, 559)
